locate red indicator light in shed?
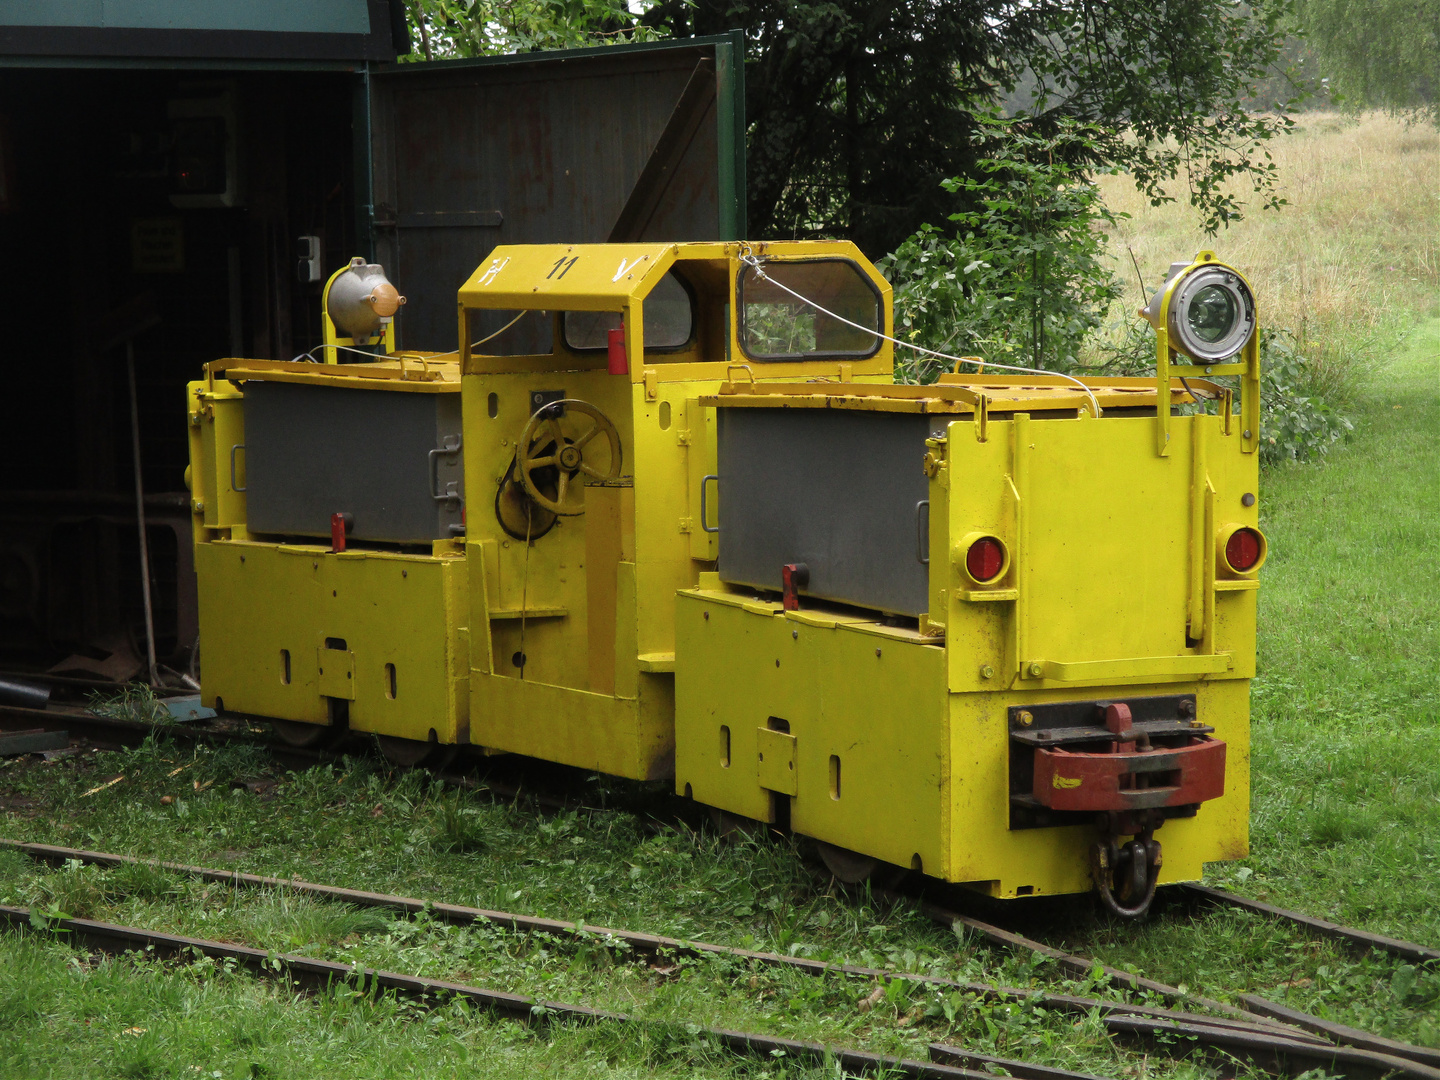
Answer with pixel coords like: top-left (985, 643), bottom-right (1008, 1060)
top-left (966, 537), bottom-right (1006, 583)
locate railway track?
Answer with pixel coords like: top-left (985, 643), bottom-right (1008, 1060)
top-left (4, 701), bottom-right (1439, 1077)
top-left (0, 902), bottom-right (1071, 1080)
top-left (6, 839), bottom-right (1439, 1079)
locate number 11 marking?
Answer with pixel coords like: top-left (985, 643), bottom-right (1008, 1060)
top-left (547, 256), bottom-right (579, 279)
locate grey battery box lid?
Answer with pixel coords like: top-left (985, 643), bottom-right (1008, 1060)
top-left (242, 380), bottom-right (463, 544)
top-left (715, 407), bottom-right (943, 617)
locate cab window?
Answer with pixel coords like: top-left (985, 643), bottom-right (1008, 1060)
top-left (563, 270), bottom-right (694, 351)
top-left (738, 259), bottom-right (881, 361)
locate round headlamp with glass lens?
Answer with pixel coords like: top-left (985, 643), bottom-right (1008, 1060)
top-left (1161, 264), bottom-right (1255, 363)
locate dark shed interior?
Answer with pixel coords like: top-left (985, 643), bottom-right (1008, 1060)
top-left (0, 68), bottom-right (361, 675)
top-left (0, 21), bottom-right (743, 684)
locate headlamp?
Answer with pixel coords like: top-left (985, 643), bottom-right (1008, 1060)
top-left (1141, 255), bottom-right (1256, 363)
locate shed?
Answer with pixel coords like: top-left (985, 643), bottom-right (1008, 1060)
top-left (0, 1), bottom-right (745, 680)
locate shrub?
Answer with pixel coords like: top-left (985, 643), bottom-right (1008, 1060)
top-left (1258, 329), bottom-right (1355, 465)
top-left (878, 119), bottom-right (1125, 383)
top-left (878, 121), bottom-right (1352, 466)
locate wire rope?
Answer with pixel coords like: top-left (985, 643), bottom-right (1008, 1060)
top-left (738, 253), bottom-right (1103, 417)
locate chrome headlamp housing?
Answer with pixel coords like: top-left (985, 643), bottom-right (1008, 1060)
top-left (1142, 256), bottom-right (1256, 363)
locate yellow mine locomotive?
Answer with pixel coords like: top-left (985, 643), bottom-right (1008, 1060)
top-left (186, 242), bottom-right (1265, 916)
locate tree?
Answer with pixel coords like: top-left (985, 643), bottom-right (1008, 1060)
top-left (1293, 0), bottom-right (1439, 120)
top-left (401, 0), bottom-right (663, 60)
top-left (641, 0), bottom-right (1301, 253)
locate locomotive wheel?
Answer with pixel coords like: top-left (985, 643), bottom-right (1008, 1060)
top-left (707, 806), bottom-right (764, 841)
top-left (270, 719), bottom-right (334, 748)
top-left (816, 841), bottom-right (906, 888)
top-left (377, 734), bottom-right (457, 770)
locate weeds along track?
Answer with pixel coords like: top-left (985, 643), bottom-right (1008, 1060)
top-left (0, 902), bottom-right (1069, 1080)
top-left (7, 839), bottom-right (1440, 1080)
top-left (6, 705), bottom-right (1440, 1076)
top-left (0, 701), bottom-right (583, 810)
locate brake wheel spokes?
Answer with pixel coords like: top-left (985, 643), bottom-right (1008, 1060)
top-left (515, 399), bottom-right (623, 516)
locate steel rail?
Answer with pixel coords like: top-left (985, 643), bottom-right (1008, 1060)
top-left (1183, 883), bottom-right (1440, 966)
top-left (0, 904), bottom-right (1104, 1080)
top-left (26, 706), bottom-right (1438, 971)
top-left (3, 840), bottom-right (1323, 1047)
top-left (1236, 994), bottom-right (1440, 1071)
top-left (901, 893), bottom-right (1264, 1023)
top-left (1103, 1015), bottom-right (1440, 1080)
top-left (907, 894), bottom-right (1440, 1073)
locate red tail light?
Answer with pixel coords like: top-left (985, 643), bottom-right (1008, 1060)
top-left (1225, 527), bottom-right (1263, 572)
top-left (966, 537), bottom-right (1006, 583)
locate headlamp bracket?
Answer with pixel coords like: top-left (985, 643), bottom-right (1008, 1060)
top-left (1139, 251), bottom-right (1261, 458)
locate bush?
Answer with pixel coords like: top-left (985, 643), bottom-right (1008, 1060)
top-left (1258, 329), bottom-right (1355, 465)
top-left (877, 119), bottom-right (1124, 383)
top-left (1085, 323), bottom-right (1354, 464)
top-left (877, 122), bottom-right (1352, 466)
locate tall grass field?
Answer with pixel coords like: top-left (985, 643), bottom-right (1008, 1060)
top-left (1100, 112), bottom-right (1439, 406)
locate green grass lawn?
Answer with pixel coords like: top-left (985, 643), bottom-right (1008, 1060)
top-left (2, 324), bottom-right (1436, 1077)
top-left (1244, 317), bottom-right (1440, 942)
top-left (1067, 318), bottom-right (1440, 1047)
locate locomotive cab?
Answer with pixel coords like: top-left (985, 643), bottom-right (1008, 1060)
top-left (187, 241), bottom-right (895, 774)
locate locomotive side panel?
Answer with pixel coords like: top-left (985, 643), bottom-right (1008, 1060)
top-left (194, 540), bottom-right (469, 743)
top-left (675, 584), bottom-right (949, 874)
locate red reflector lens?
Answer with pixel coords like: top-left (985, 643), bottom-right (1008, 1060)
top-left (966, 537), bottom-right (1005, 582)
top-left (1226, 528), bottom-right (1262, 571)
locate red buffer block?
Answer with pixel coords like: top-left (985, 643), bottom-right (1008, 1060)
top-left (1031, 702), bottom-right (1227, 813)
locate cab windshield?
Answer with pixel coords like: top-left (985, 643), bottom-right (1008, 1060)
top-left (563, 270), bottom-right (694, 351)
top-left (738, 259), bottom-right (881, 361)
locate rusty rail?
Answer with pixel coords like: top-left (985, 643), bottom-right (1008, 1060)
top-left (4, 840), bottom-right (1320, 1046)
top-left (0, 904), bottom-right (1098, 1080)
top-left (906, 894), bottom-right (1440, 1075)
top-left (1183, 883), bottom-right (1440, 966)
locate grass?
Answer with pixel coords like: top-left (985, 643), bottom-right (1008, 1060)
top-left (0, 748), bottom-right (1239, 1079)
top-left (0, 931), bottom-right (849, 1080)
top-left (1243, 319), bottom-right (1440, 932)
top-left (1097, 111), bottom-right (1440, 404)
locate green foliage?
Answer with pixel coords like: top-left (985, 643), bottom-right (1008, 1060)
top-left (878, 121), bottom-right (1124, 381)
top-left (1021, 3), bottom-right (1304, 234)
top-left (644, 0), bottom-right (1300, 253)
top-left (1294, 0), bottom-right (1439, 121)
top-left (86, 684), bottom-right (172, 726)
top-left (882, 139), bottom-right (1353, 466)
top-left (401, 0), bottom-right (667, 59)
top-left (1258, 329), bottom-right (1356, 465)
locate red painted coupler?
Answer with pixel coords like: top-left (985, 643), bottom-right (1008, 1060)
top-left (1032, 737), bottom-right (1226, 813)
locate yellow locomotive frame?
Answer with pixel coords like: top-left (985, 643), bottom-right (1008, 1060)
top-left (188, 242), bottom-right (1264, 913)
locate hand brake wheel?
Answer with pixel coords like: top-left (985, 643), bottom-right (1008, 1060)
top-left (516, 399), bottom-right (622, 516)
